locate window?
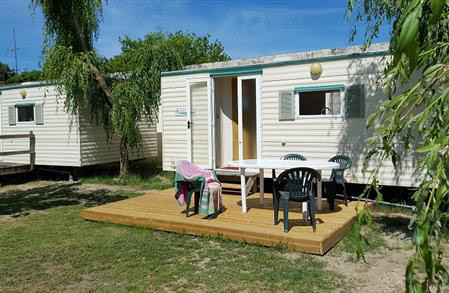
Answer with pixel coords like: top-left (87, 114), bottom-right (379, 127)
top-left (17, 105), bottom-right (34, 122)
top-left (298, 90), bottom-right (341, 116)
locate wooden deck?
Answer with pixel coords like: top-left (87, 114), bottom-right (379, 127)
top-left (82, 189), bottom-right (362, 255)
top-left (0, 162), bottom-right (32, 176)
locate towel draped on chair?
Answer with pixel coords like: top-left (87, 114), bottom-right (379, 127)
top-left (174, 160), bottom-right (223, 216)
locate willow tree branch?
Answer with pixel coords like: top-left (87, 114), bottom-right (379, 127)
top-left (72, 12), bottom-right (114, 107)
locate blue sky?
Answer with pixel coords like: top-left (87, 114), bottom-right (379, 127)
top-left (0, 0), bottom-right (390, 72)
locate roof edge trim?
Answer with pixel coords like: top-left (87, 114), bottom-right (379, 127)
top-left (161, 50), bottom-right (389, 77)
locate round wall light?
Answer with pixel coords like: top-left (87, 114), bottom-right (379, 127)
top-left (19, 89), bottom-right (27, 99)
top-left (310, 62), bottom-right (323, 76)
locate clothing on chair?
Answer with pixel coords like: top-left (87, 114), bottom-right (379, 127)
top-left (174, 160), bottom-right (223, 216)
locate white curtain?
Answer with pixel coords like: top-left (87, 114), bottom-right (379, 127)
top-left (325, 91), bottom-right (340, 115)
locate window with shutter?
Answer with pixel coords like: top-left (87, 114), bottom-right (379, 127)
top-left (278, 90), bottom-right (295, 121)
top-left (345, 84), bottom-right (365, 118)
top-left (16, 105), bottom-right (35, 122)
top-left (296, 89), bottom-right (342, 116)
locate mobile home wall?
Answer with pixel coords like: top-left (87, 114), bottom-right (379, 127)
top-left (1, 84), bottom-right (159, 167)
top-left (160, 46), bottom-right (418, 187)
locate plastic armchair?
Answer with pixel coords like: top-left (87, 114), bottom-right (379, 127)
top-left (325, 155), bottom-right (352, 207)
top-left (272, 153), bottom-right (307, 179)
top-left (273, 167), bottom-right (320, 233)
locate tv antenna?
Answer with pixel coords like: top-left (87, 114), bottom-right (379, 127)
top-left (7, 29), bottom-right (26, 75)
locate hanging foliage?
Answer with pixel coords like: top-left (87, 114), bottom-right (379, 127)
top-left (33, 0), bottom-right (230, 176)
top-left (347, 0), bottom-right (449, 291)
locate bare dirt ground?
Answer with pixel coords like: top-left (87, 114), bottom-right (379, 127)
top-left (322, 219), bottom-right (413, 292)
top-left (322, 213), bottom-right (448, 292)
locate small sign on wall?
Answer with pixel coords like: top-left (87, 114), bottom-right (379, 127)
top-left (175, 108), bottom-right (196, 116)
top-left (176, 108), bottom-right (187, 117)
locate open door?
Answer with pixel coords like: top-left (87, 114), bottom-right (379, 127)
top-left (186, 78), bottom-right (214, 169)
top-left (237, 75), bottom-right (261, 161)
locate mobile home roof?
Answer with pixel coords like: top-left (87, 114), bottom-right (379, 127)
top-left (161, 43), bottom-right (389, 77)
top-left (0, 81), bottom-right (47, 92)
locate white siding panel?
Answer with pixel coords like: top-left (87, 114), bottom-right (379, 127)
top-left (1, 86), bottom-right (81, 166)
top-left (79, 112), bottom-right (158, 166)
top-left (161, 73), bottom-right (209, 171)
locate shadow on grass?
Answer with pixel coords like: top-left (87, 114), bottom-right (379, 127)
top-left (375, 213), bottom-right (413, 239)
top-left (334, 212), bottom-right (413, 256)
top-left (80, 161), bottom-right (174, 190)
top-left (0, 183), bottom-right (133, 217)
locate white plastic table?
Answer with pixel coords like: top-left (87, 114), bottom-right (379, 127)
top-left (228, 159), bottom-right (340, 213)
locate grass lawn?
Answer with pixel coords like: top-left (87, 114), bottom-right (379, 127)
top-left (0, 181), bottom-right (346, 292)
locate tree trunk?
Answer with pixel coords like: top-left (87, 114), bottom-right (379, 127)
top-left (72, 13), bottom-right (114, 106)
top-left (119, 138), bottom-right (130, 177)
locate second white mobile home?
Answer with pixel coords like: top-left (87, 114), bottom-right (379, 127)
top-left (0, 82), bottom-right (159, 168)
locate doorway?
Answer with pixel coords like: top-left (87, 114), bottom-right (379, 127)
top-left (239, 78), bottom-right (257, 160)
top-left (213, 75), bottom-right (260, 168)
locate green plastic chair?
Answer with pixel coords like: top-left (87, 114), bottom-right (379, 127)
top-left (272, 153), bottom-right (307, 179)
top-left (281, 153), bottom-right (307, 161)
top-left (273, 167), bottom-right (320, 233)
top-left (326, 155), bottom-right (352, 205)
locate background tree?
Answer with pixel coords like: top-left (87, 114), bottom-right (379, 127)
top-left (0, 63), bottom-right (15, 84)
top-left (33, 0), bottom-right (229, 175)
top-left (5, 70), bottom-right (42, 84)
top-left (347, 0), bottom-right (449, 291)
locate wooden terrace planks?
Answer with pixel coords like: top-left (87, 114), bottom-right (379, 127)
top-left (82, 188), bottom-right (363, 255)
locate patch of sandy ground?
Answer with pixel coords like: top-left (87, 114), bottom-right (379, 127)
top-left (322, 215), bottom-right (448, 292)
top-left (322, 237), bottom-right (412, 292)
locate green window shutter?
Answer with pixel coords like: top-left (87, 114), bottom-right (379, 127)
top-left (345, 84), bottom-right (365, 118)
top-left (279, 90), bottom-right (295, 121)
top-left (8, 106), bottom-right (16, 125)
top-left (35, 103), bottom-right (44, 125)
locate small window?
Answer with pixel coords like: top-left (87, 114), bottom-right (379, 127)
top-left (298, 90), bottom-right (341, 116)
top-left (17, 105), bottom-right (34, 122)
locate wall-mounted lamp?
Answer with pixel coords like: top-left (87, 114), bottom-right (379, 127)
top-left (19, 89), bottom-right (27, 99)
top-left (310, 62), bottom-right (323, 76)
top-left (310, 62), bottom-right (323, 81)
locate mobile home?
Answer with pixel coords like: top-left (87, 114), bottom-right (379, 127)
top-left (0, 82), bottom-right (159, 168)
top-left (160, 43), bottom-right (418, 187)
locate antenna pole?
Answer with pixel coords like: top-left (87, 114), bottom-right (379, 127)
top-left (13, 28), bottom-right (18, 75)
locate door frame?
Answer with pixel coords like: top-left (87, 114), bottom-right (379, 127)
top-left (237, 74), bottom-right (262, 161)
top-left (185, 77), bottom-right (214, 169)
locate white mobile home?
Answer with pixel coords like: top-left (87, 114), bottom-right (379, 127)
top-left (160, 43), bottom-right (418, 187)
top-left (0, 82), bottom-right (159, 168)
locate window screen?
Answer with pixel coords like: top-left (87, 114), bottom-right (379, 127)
top-left (299, 90), bottom-right (341, 115)
top-left (17, 105), bottom-right (34, 122)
